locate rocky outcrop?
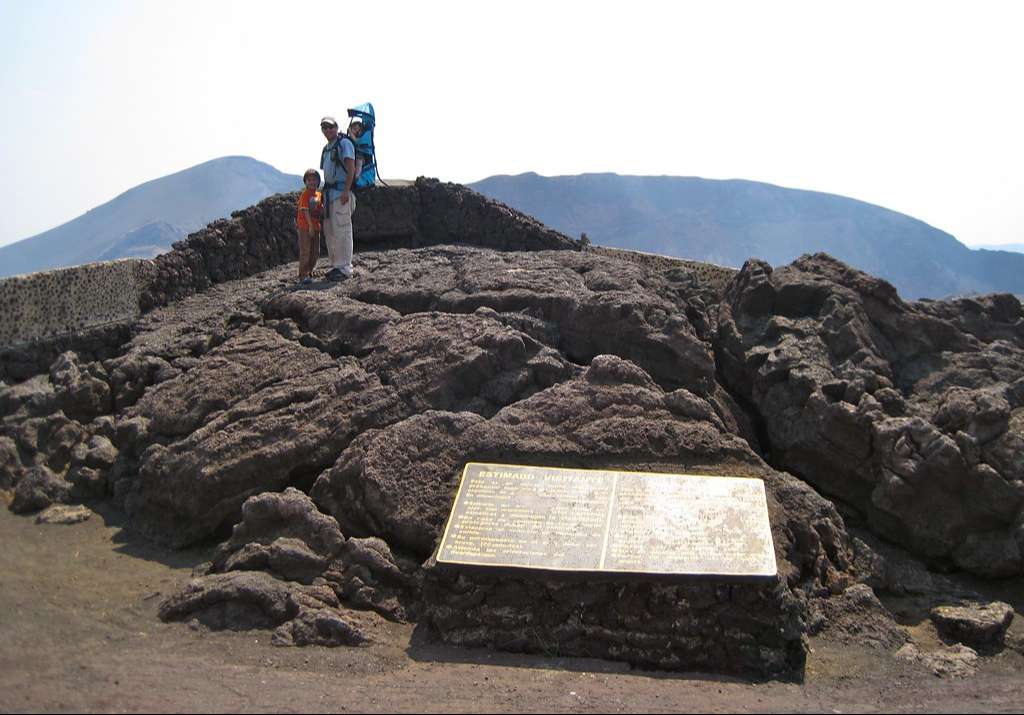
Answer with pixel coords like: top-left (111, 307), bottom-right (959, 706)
top-left (807, 583), bottom-right (911, 650)
top-left (4, 190), bottom-right (1022, 677)
top-left (716, 254), bottom-right (1024, 577)
top-left (313, 355), bottom-right (862, 678)
top-left (0, 356), bottom-right (111, 513)
top-left (345, 247), bottom-right (716, 394)
top-left (139, 179), bottom-right (578, 312)
top-left (0, 322), bottom-right (132, 384)
top-left (159, 570), bottom-right (372, 647)
top-left (121, 327), bottom-right (407, 546)
top-left (161, 488), bottom-right (416, 645)
top-left (312, 354), bottom-right (854, 594)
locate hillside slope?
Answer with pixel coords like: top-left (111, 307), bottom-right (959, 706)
top-left (0, 156), bottom-right (301, 277)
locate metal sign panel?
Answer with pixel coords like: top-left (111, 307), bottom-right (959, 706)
top-left (437, 463), bottom-right (777, 578)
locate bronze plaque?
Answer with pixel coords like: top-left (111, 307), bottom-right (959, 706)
top-left (436, 463), bottom-right (777, 578)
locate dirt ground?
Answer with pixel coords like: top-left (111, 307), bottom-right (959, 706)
top-left (1, 504), bottom-right (1022, 714)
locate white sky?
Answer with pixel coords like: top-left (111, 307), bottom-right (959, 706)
top-left (1, 0), bottom-right (1022, 248)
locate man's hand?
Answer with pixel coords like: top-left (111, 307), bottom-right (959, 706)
top-left (341, 189), bottom-right (351, 206)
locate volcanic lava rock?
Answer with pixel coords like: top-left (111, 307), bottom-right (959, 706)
top-left (313, 355), bottom-right (854, 590)
top-left (311, 353), bottom-right (871, 677)
top-left (262, 291), bottom-right (401, 357)
top-left (930, 601), bottom-right (1014, 651)
top-left (422, 567), bottom-right (807, 680)
top-left (322, 536), bottom-right (422, 623)
top-left (48, 352), bottom-right (112, 422)
top-left (13, 227), bottom-right (994, 674)
top-left (208, 488), bottom-right (347, 584)
top-left (0, 357), bottom-right (114, 510)
top-left (271, 606), bottom-right (373, 648)
top-left (178, 487), bottom-right (420, 633)
top-left (11, 465), bottom-right (72, 513)
top-left (35, 504), bottom-right (93, 525)
top-left (896, 642), bottom-right (980, 679)
top-left (122, 327), bottom-right (407, 547)
top-left (808, 583), bottom-right (911, 650)
top-left (361, 311), bottom-right (575, 417)
top-left (0, 436), bottom-right (20, 490)
top-left (347, 247), bottom-right (717, 395)
top-left (158, 570), bottom-right (371, 647)
top-left (717, 254), bottom-right (1024, 576)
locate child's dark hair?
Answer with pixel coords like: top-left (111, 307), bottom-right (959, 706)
top-left (302, 169), bottom-right (321, 186)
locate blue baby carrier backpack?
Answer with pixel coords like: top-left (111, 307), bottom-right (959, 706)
top-left (347, 103), bottom-right (385, 189)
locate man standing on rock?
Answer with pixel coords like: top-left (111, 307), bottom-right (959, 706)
top-left (317, 116), bottom-right (357, 281)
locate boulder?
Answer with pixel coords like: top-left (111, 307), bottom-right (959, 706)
top-left (271, 607), bottom-right (371, 648)
top-left (48, 352), bottom-right (112, 422)
top-left (323, 537), bottom-right (421, 623)
top-left (165, 572), bottom-right (334, 624)
top-left (808, 583), bottom-right (910, 650)
top-left (11, 465), bottom-right (71, 514)
top-left (930, 601), bottom-right (1015, 651)
top-left (208, 488), bottom-right (346, 584)
top-left (0, 436), bottom-right (21, 490)
top-left (173, 487), bottom-right (420, 629)
top-left (896, 642), bottom-right (979, 679)
top-left (35, 504), bottom-right (93, 525)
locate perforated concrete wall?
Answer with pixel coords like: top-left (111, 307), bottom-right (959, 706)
top-left (0, 259), bottom-right (153, 347)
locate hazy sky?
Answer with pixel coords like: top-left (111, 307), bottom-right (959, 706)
top-left (1, 0), bottom-right (1021, 248)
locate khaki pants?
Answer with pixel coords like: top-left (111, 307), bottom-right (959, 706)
top-left (323, 192), bottom-right (357, 276)
top-left (297, 225), bottom-right (319, 277)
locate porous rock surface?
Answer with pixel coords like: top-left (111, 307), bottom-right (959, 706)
top-left (159, 488), bottom-right (404, 646)
top-left (896, 642), bottom-right (980, 679)
top-left (929, 601), bottom-right (1014, 651)
top-left (717, 254), bottom-right (1024, 577)
top-left (2, 182), bottom-right (1022, 676)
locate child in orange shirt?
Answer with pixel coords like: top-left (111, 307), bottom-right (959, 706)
top-left (296, 169), bottom-right (323, 284)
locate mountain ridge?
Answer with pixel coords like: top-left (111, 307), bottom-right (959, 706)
top-left (0, 156), bottom-right (301, 277)
top-left (469, 172), bottom-right (1024, 299)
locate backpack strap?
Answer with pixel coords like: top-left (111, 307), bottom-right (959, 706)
top-left (321, 135), bottom-right (358, 211)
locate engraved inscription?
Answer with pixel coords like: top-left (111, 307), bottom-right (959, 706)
top-left (440, 466), bottom-right (614, 569)
top-left (437, 463), bottom-right (777, 577)
top-left (602, 474), bottom-right (776, 575)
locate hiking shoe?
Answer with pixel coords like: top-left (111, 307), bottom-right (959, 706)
top-left (299, 276), bottom-right (312, 286)
top-left (325, 268), bottom-right (343, 281)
